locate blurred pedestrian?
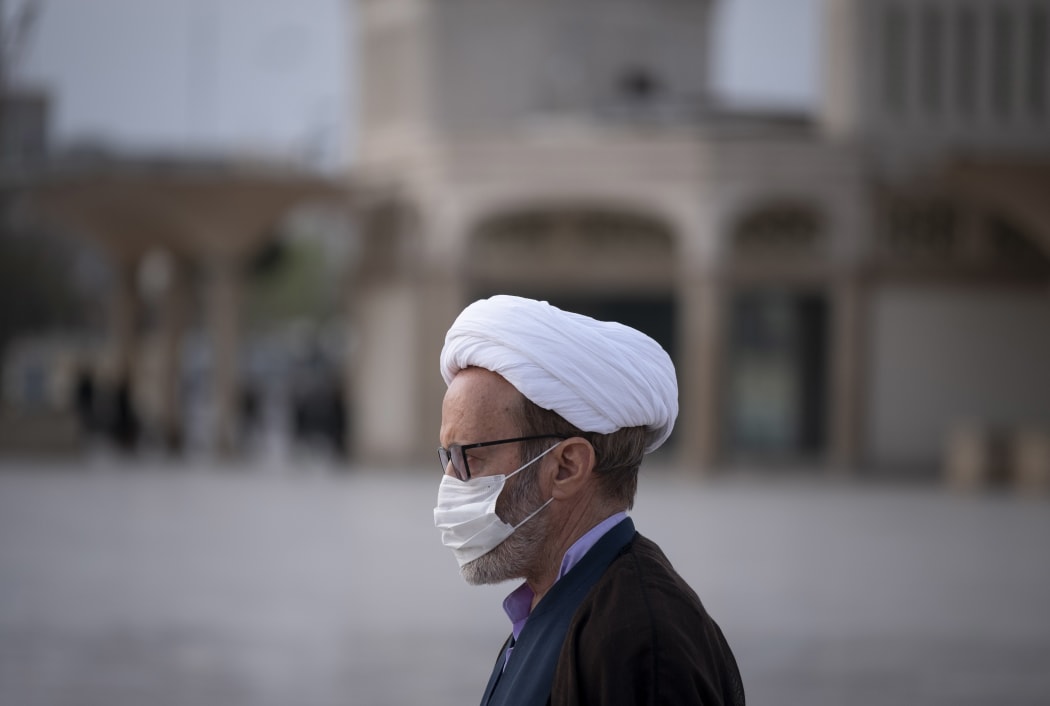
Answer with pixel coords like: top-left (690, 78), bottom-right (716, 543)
top-left (72, 365), bottom-right (96, 433)
top-left (434, 295), bottom-right (744, 706)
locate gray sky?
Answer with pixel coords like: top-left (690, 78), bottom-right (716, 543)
top-left (14, 0), bottom-right (818, 170)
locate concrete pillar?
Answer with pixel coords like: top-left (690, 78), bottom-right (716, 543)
top-left (820, 0), bottom-right (865, 139)
top-left (348, 197), bottom-right (418, 466)
top-left (350, 281), bottom-right (421, 465)
top-left (678, 272), bottom-right (724, 473)
top-left (109, 258), bottom-right (140, 383)
top-left (107, 257), bottom-right (142, 450)
top-left (1011, 427), bottom-right (1050, 496)
top-left (156, 256), bottom-right (190, 451)
top-left (944, 423), bottom-right (1005, 491)
top-left (414, 273), bottom-right (465, 463)
top-left (974, 2), bottom-right (993, 125)
top-left (206, 256), bottom-right (243, 456)
top-left (349, 269), bottom-right (464, 467)
top-left (829, 272), bottom-right (866, 473)
top-left (347, 191), bottom-right (470, 468)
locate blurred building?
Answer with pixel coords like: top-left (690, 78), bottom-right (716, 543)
top-left (15, 158), bottom-right (347, 456)
top-left (348, 0), bottom-right (1050, 481)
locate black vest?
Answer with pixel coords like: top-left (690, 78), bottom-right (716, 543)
top-left (479, 518), bottom-right (637, 706)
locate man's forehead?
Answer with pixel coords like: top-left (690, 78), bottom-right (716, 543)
top-left (448, 366), bottom-right (518, 399)
top-left (441, 368), bottom-right (521, 437)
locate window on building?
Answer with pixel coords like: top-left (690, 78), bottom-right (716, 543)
top-left (987, 216), bottom-right (1050, 271)
top-left (920, 6), bottom-right (944, 116)
top-left (991, 6), bottom-right (1015, 119)
top-left (881, 200), bottom-right (958, 262)
top-left (883, 4), bottom-right (910, 116)
top-left (1028, 4), bottom-right (1048, 118)
top-left (724, 290), bottom-right (828, 459)
top-left (732, 206), bottom-right (824, 261)
top-left (954, 6), bottom-right (979, 120)
top-left (473, 210), bottom-right (673, 268)
top-left (880, 201), bottom-right (1050, 279)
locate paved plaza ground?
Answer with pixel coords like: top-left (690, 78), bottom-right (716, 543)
top-left (1, 454), bottom-right (1048, 706)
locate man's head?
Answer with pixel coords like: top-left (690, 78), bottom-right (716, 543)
top-left (437, 295), bottom-right (678, 584)
top-left (440, 295), bottom-right (678, 451)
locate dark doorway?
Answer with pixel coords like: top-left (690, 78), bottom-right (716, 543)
top-left (724, 289), bottom-right (828, 461)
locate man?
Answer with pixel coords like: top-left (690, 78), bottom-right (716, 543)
top-left (434, 295), bottom-right (744, 706)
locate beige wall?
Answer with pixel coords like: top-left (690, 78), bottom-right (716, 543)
top-left (867, 284), bottom-right (1050, 470)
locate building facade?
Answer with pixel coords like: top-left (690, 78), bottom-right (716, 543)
top-left (347, 0), bottom-right (1050, 479)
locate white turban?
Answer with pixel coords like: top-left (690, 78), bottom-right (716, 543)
top-left (440, 295), bottom-right (678, 453)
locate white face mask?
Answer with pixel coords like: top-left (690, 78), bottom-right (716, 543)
top-left (433, 443), bottom-right (560, 567)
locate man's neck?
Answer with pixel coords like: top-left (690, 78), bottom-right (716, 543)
top-left (525, 503), bottom-right (626, 607)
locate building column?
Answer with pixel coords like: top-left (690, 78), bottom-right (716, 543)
top-left (107, 257), bottom-right (141, 450)
top-left (206, 256), bottom-right (243, 456)
top-left (156, 255), bottom-right (190, 452)
top-left (414, 272), bottom-right (465, 462)
top-left (678, 271), bottom-right (725, 473)
top-left (349, 279), bottom-right (420, 464)
top-left (828, 271), bottom-right (866, 473)
top-left (109, 258), bottom-right (139, 382)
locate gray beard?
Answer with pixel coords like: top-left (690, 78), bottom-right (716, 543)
top-left (460, 469), bottom-right (551, 585)
top-left (460, 507), bottom-right (550, 585)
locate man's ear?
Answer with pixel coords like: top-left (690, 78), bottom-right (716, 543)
top-left (550, 437), bottom-right (595, 500)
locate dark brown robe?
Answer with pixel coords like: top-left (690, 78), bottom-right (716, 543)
top-left (480, 518), bottom-right (744, 706)
top-left (551, 533), bottom-right (745, 705)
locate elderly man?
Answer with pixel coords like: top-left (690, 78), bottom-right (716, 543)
top-left (434, 295), bottom-right (744, 706)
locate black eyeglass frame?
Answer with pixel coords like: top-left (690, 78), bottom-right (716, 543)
top-left (438, 434), bottom-right (568, 481)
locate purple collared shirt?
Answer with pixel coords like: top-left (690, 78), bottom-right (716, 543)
top-left (502, 511), bottom-right (629, 643)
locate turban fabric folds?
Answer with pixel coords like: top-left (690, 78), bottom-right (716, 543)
top-left (440, 295), bottom-right (678, 453)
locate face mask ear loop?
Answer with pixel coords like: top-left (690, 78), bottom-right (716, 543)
top-left (504, 440), bottom-right (563, 481)
top-left (505, 441), bottom-right (561, 530)
top-left (511, 496), bottom-right (553, 530)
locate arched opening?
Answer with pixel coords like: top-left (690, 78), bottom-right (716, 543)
top-left (723, 203), bottom-right (830, 463)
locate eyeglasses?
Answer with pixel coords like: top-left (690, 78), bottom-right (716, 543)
top-left (438, 435), bottom-right (567, 481)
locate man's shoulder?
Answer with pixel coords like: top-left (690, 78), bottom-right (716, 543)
top-left (583, 533), bottom-right (710, 624)
top-left (558, 533), bottom-right (746, 705)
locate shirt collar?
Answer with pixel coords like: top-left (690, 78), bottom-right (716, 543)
top-left (502, 511), bottom-right (629, 640)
